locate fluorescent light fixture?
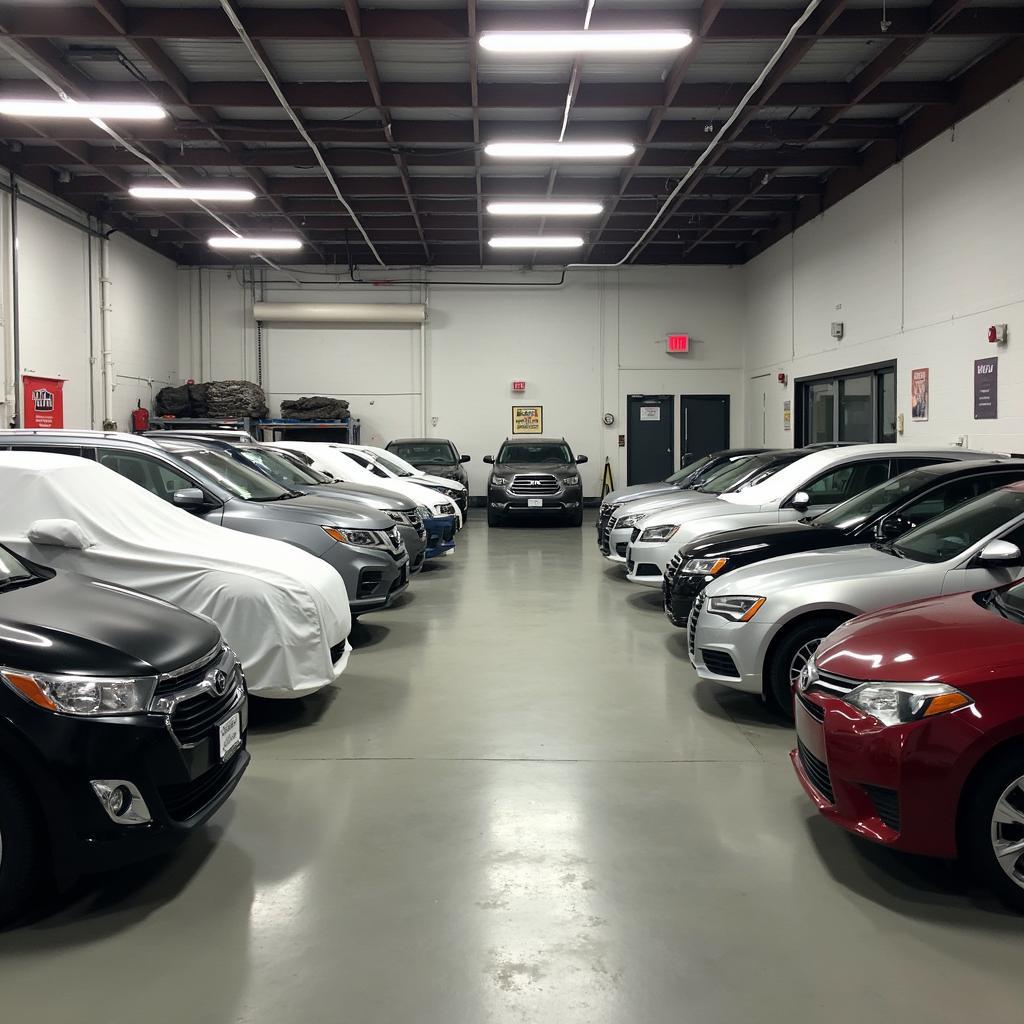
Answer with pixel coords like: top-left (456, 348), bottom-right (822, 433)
top-left (480, 31), bottom-right (692, 54)
top-left (488, 236), bottom-right (584, 249)
top-left (130, 185), bottom-right (256, 201)
top-left (0, 98), bottom-right (166, 120)
top-left (485, 141), bottom-right (635, 159)
top-left (487, 201), bottom-right (603, 217)
top-left (208, 235), bottom-right (302, 251)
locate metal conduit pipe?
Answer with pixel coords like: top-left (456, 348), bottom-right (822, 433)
top-left (99, 236), bottom-right (115, 428)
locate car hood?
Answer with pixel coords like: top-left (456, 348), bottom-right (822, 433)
top-left (682, 521), bottom-right (845, 560)
top-left (816, 590), bottom-right (1024, 687)
top-left (641, 498), bottom-right (776, 529)
top-left (613, 490), bottom-right (720, 519)
top-left (605, 482), bottom-right (679, 505)
top-left (0, 569), bottom-right (221, 676)
top-left (233, 493), bottom-right (394, 530)
top-left (493, 462), bottom-right (576, 476)
top-left (414, 473), bottom-right (466, 492)
top-left (299, 482), bottom-right (409, 511)
top-left (410, 462), bottom-right (460, 477)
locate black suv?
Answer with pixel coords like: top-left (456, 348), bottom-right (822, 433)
top-left (664, 457), bottom-right (1024, 626)
top-left (0, 544), bottom-right (249, 924)
top-left (484, 437), bottom-right (587, 527)
top-left (387, 438), bottom-right (470, 492)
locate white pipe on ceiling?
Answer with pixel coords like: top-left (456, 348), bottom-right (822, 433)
top-left (253, 302), bottom-right (426, 325)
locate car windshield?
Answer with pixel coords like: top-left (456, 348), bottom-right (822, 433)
top-left (367, 450), bottom-right (417, 477)
top-left (181, 450), bottom-right (294, 501)
top-left (238, 447), bottom-right (320, 488)
top-left (273, 448), bottom-right (333, 483)
top-left (390, 442), bottom-right (455, 466)
top-left (694, 455), bottom-right (758, 493)
top-left (892, 488), bottom-right (1024, 563)
top-left (0, 545), bottom-right (37, 590)
top-left (814, 468), bottom-right (933, 530)
top-left (498, 442), bottom-right (573, 464)
top-left (999, 579), bottom-right (1024, 618)
top-left (665, 454), bottom-right (713, 485)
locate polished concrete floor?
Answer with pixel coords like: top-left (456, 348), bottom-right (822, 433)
top-left (2, 515), bottom-right (1022, 1021)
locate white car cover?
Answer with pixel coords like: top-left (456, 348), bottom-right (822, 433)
top-left (266, 441), bottom-right (463, 525)
top-left (0, 452), bottom-right (351, 699)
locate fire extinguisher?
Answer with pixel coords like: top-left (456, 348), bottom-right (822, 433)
top-left (131, 400), bottom-right (150, 434)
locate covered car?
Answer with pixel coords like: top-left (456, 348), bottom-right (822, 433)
top-left (0, 452), bottom-right (351, 699)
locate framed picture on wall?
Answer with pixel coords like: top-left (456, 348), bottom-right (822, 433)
top-left (512, 405), bottom-right (543, 434)
top-left (911, 367), bottom-right (929, 421)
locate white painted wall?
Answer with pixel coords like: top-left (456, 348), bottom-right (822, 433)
top-left (177, 265), bottom-right (748, 496)
top-left (0, 178), bottom-right (180, 431)
top-left (744, 80), bottom-right (1024, 453)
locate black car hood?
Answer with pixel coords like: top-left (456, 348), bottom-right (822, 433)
top-left (0, 570), bottom-right (221, 677)
top-left (681, 520), bottom-right (848, 560)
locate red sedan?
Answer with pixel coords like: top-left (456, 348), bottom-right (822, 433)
top-left (792, 580), bottom-right (1024, 911)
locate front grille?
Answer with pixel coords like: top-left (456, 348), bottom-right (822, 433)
top-left (688, 590), bottom-right (707, 657)
top-left (160, 750), bottom-right (243, 822)
top-left (630, 527), bottom-right (641, 543)
top-left (815, 670), bottom-right (860, 693)
top-left (598, 503), bottom-right (617, 553)
top-left (330, 639), bottom-right (347, 664)
top-left (510, 474), bottom-right (559, 496)
top-left (797, 739), bottom-right (834, 803)
top-left (863, 784), bottom-right (901, 831)
top-left (154, 646), bottom-right (222, 697)
top-left (664, 551), bottom-right (685, 584)
top-left (170, 674), bottom-right (241, 746)
top-left (701, 649), bottom-right (740, 678)
top-left (797, 691), bottom-right (825, 722)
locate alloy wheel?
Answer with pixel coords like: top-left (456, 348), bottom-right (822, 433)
top-left (789, 639), bottom-right (821, 691)
top-left (990, 775), bottom-right (1024, 890)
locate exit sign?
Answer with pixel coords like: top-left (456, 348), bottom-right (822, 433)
top-left (667, 334), bottom-right (689, 354)
top-left (511, 380), bottom-right (527, 392)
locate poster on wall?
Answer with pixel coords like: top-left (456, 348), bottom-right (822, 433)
top-left (512, 405), bottom-right (543, 434)
top-left (911, 368), bottom-right (929, 421)
top-left (974, 357), bottom-right (998, 419)
top-left (22, 375), bottom-right (65, 429)
top-left (783, 400), bottom-right (791, 432)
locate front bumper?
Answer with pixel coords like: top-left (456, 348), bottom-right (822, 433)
top-left (397, 522), bottom-right (427, 574)
top-left (490, 488), bottom-right (582, 514)
top-left (624, 537), bottom-right (676, 587)
top-left (792, 688), bottom-right (981, 859)
top-left (423, 514), bottom-right (457, 558)
top-left (688, 603), bottom-right (776, 694)
top-left (1, 648), bottom-right (250, 884)
top-left (323, 541), bottom-right (410, 611)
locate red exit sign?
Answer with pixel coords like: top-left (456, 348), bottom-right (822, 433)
top-left (511, 379), bottom-right (527, 392)
top-left (667, 334), bottom-right (689, 353)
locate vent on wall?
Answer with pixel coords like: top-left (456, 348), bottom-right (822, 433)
top-left (252, 302), bottom-right (426, 325)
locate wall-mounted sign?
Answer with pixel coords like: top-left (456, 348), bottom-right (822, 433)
top-left (783, 399), bottom-right (791, 431)
top-left (639, 405), bottom-right (661, 421)
top-left (511, 380), bottom-right (527, 392)
top-left (22, 375), bottom-right (64, 429)
top-left (974, 357), bottom-right (998, 419)
top-left (512, 405), bottom-right (543, 434)
top-left (666, 334), bottom-right (689, 354)
top-left (911, 367), bottom-right (929, 421)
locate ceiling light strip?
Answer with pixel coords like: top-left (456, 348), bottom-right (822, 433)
top-left (130, 185), bottom-right (256, 201)
top-left (217, 0), bottom-right (384, 267)
top-left (489, 236), bottom-right (584, 249)
top-left (0, 98), bottom-right (166, 120)
top-left (485, 141), bottom-right (635, 158)
top-left (487, 202), bottom-right (603, 216)
top-left (209, 235), bottom-right (302, 250)
top-left (480, 31), bottom-right (692, 53)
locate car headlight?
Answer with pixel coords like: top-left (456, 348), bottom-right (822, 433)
top-left (639, 523), bottom-right (679, 543)
top-left (706, 595), bottom-right (766, 622)
top-left (323, 525), bottom-right (384, 547)
top-left (842, 681), bottom-right (973, 728)
top-left (564, 475), bottom-right (580, 486)
top-left (615, 512), bottom-right (647, 530)
top-left (491, 476), bottom-right (507, 486)
top-left (683, 557), bottom-right (728, 576)
top-left (1, 668), bottom-right (156, 716)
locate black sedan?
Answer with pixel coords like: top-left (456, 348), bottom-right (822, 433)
top-left (664, 457), bottom-right (1024, 626)
top-left (0, 545), bottom-right (249, 924)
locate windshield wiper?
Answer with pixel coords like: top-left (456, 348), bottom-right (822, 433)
top-left (990, 590), bottom-right (1024, 622)
top-left (0, 574), bottom-right (37, 593)
top-left (871, 540), bottom-right (904, 557)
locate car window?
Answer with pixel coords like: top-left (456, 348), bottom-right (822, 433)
top-left (180, 451), bottom-right (291, 501)
top-left (238, 447), bottom-right (319, 487)
top-left (390, 442), bottom-right (455, 465)
top-left (896, 476), bottom-right (988, 526)
top-left (5, 443), bottom-right (84, 457)
top-left (665, 453), bottom-right (714, 485)
top-left (803, 459), bottom-right (890, 503)
top-left (813, 467), bottom-right (934, 530)
top-left (893, 457), bottom-right (951, 474)
top-left (97, 450), bottom-right (194, 501)
top-left (497, 443), bottom-right (573, 464)
top-left (693, 455), bottom-right (756, 492)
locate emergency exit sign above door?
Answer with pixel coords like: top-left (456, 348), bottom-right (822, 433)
top-left (667, 334), bottom-right (689, 354)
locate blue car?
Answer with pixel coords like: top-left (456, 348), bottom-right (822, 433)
top-left (422, 512), bottom-right (457, 558)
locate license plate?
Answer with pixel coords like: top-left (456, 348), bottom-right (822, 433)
top-left (527, 498), bottom-right (543, 508)
top-left (218, 712), bottom-right (241, 761)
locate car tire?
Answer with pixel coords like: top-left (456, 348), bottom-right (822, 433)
top-left (765, 616), bottom-right (846, 718)
top-left (963, 747), bottom-right (1024, 913)
top-left (567, 509), bottom-right (584, 527)
top-left (487, 508), bottom-right (502, 528)
top-left (0, 770), bottom-right (43, 926)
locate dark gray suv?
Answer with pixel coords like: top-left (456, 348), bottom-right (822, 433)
top-left (484, 437), bottom-right (587, 528)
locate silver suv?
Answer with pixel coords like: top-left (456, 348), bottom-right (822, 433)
top-left (0, 431), bottom-right (411, 614)
top-left (484, 437), bottom-right (587, 527)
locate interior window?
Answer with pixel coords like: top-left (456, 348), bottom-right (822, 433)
top-left (97, 451), bottom-right (194, 501)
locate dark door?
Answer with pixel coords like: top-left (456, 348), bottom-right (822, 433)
top-left (627, 394), bottom-right (674, 485)
top-left (680, 395), bottom-right (730, 466)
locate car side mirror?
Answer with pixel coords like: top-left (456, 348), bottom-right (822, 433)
top-left (172, 487), bottom-right (206, 509)
top-left (874, 517), bottom-right (907, 542)
top-left (575, 455), bottom-right (589, 465)
top-left (27, 518), bottom-right (94, 550)
top-left (790, 491), bottom-right (810, 512)
top-left (460, 454), bottom-right (471, 463)
top-left (974, 539), bottom-right (1023, 568)
top-left (483, 455), bottom-right (494, 464)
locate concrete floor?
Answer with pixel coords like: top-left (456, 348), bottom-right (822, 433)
top-left (1, 515), bottom-right (1022, 1021)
